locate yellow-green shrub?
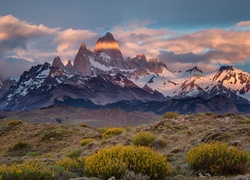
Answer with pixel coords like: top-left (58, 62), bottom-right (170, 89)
top-left (161, 112), bottom-right (179, 119)
top-left (0, 160), bottom-right (54, 180)
top-left (187, 141), bottom-right (249, 175)
top-left (80, 124), bottom-right (88, 127)
top-left (84, 145), bottom-right (172, 179)
top-left (80, 138), bottom-right (96, 146)
top-left (102, 127), bottom-right (125, 138)
top-left (8, 120), bottom-right (22, 125)
top-left (132, 131), bottom-right (155, 147)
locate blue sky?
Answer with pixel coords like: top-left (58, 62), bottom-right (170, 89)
top-left (1, 0), bottom-right (250, 79)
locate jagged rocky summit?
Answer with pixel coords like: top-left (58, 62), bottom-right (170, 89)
top-left (1, 32), bottom-right (250, 114)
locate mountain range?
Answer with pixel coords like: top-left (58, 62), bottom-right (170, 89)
top-left (1, 32), bottom-right (250, 114)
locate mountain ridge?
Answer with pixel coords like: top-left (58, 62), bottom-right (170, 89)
top-left (1, 32), bottom-right (250, 114)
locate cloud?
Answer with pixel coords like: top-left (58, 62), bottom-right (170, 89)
top-left (0, 15), bottom-right (99, 79)
top-left (1, 15), bottom-right (250, 79)
top-left (0, 15), bottom-right (58, 54)
top-left (111, 20), bottom-right (176, 58)
top-left (236, 21), bottom-right (250, 28)
top-left (0, 15), bottom-right (59, 79)
top-left (159, 28), bottom-right (250, 64)
top-left (0, 58), bottom-right (34, 80)
top-left (110, 21), bottom-right (250, 71)
top-left (54, 28), bottom-right (98, 60)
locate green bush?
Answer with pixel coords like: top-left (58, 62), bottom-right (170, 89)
top-left (102, 127), bottom-right (125, 138)
top-left (80, 138), bottom-right (96, 146)
top-left (132, 131), bottom-right (155, 147)
top-left (84, 145), bottom-right (172, 179)
top-left (161, 112), bottom-right (179, 119)
top-left (8, 120), bottom-right (22, 125)
top-left (187, 141), bottom-right (249, 175)
top-left (0, 160), bottom-right (54, 180)
top-left (26, 151), bottom-right (39, 157)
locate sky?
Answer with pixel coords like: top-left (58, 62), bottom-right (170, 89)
top-left (1, 0), bottom-right (250, 80)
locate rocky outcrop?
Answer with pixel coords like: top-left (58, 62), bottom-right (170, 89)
top-left (52, 56), bottom-right (64, 69)
top-left (73, 43), bottom-right (93, 76)
top-left (0, 79), bottom-right (16, 99)
top-left (65, 60), bottom-right (75, 74)
top-left (126, 54), bottom-right (169, 77)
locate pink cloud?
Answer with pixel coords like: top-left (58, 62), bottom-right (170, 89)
top-left (236, 21), bottom-right (250, 27)
top-left (0, 15), bottom-right (58, 41)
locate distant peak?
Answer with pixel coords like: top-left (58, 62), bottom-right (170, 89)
top-left (99, 32), bottom-right (115, 42)
top-left (186, 66), bottom-right (203, 75)
top-left (66, 60), bottom-right (73, 67)
top-left (52, 56), bottom-right (64, 68)
top-left (219, 65), bottom-right (234, 71)
top-left (80, 42), bottom-right (87, 49)
top-left (94, 32), bottom-right (120, 52)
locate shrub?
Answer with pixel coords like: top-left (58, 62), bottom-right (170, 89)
top-left (40, 129), bottom-right (67, 141)
top-left (161, 112), bottom-right (179, 119)
top-left (0, 160), bottom-right (54, 180)
top-left (102, 127), bottom-right (125, 138)
top-left (56, 157), bottom-right (85, 175)
top-left (84, 145), bottom-right (172, 179)
top-left (49, 165), bottom-right (76, 179)
top-left (80, 124), bottom-right (88, 127)
top-left (67, 149), bottom-right (82, 159)
top-left (152, 137), bottom-right (167, 149)
top-left (12, 142), bottom-right (30, 150)
top-left (187, 141), bottom-right (249, 175)
top-left (122, 170), bottom-right (150, 180)
top-left (26, 151), bottom-right (39, 157)
top-left (80, 138), bottom-right (96, 146)
top-left (132, 131), bottom-right (155, 147)
top-left (8, 120), bottom-right (22, 125)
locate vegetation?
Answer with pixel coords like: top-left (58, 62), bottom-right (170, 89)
top-left (80, 123), bottom-right (88, 127)
top-left (67, 149), bottom-right (82, 159)
top-left (187, 141), bottom-right (249, 175)
top-left (80, 138), bottom-right (96, 146)
top-left (132, 131), bottom-right (155, 147)
top-left (56, 157), bottom-right (85, 175)
top-left (26, 151), bottom-right (39, 157)
top-left (1, 113), bottom-right (250, 179)
top-left (161, 111), bottom-right (179, 119)
top-left (84, 145), bottom-right (172, 179)
top-left (102, 127), bottom-right (125, 138)
top-left (11, 142), bottom-right (30, 150)
top-left (40, 128), bottom-right (68, 141)
top-left (8, 120), bottom-right (22, 126)
top-left (0, 160), bottom-right (54, 180)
